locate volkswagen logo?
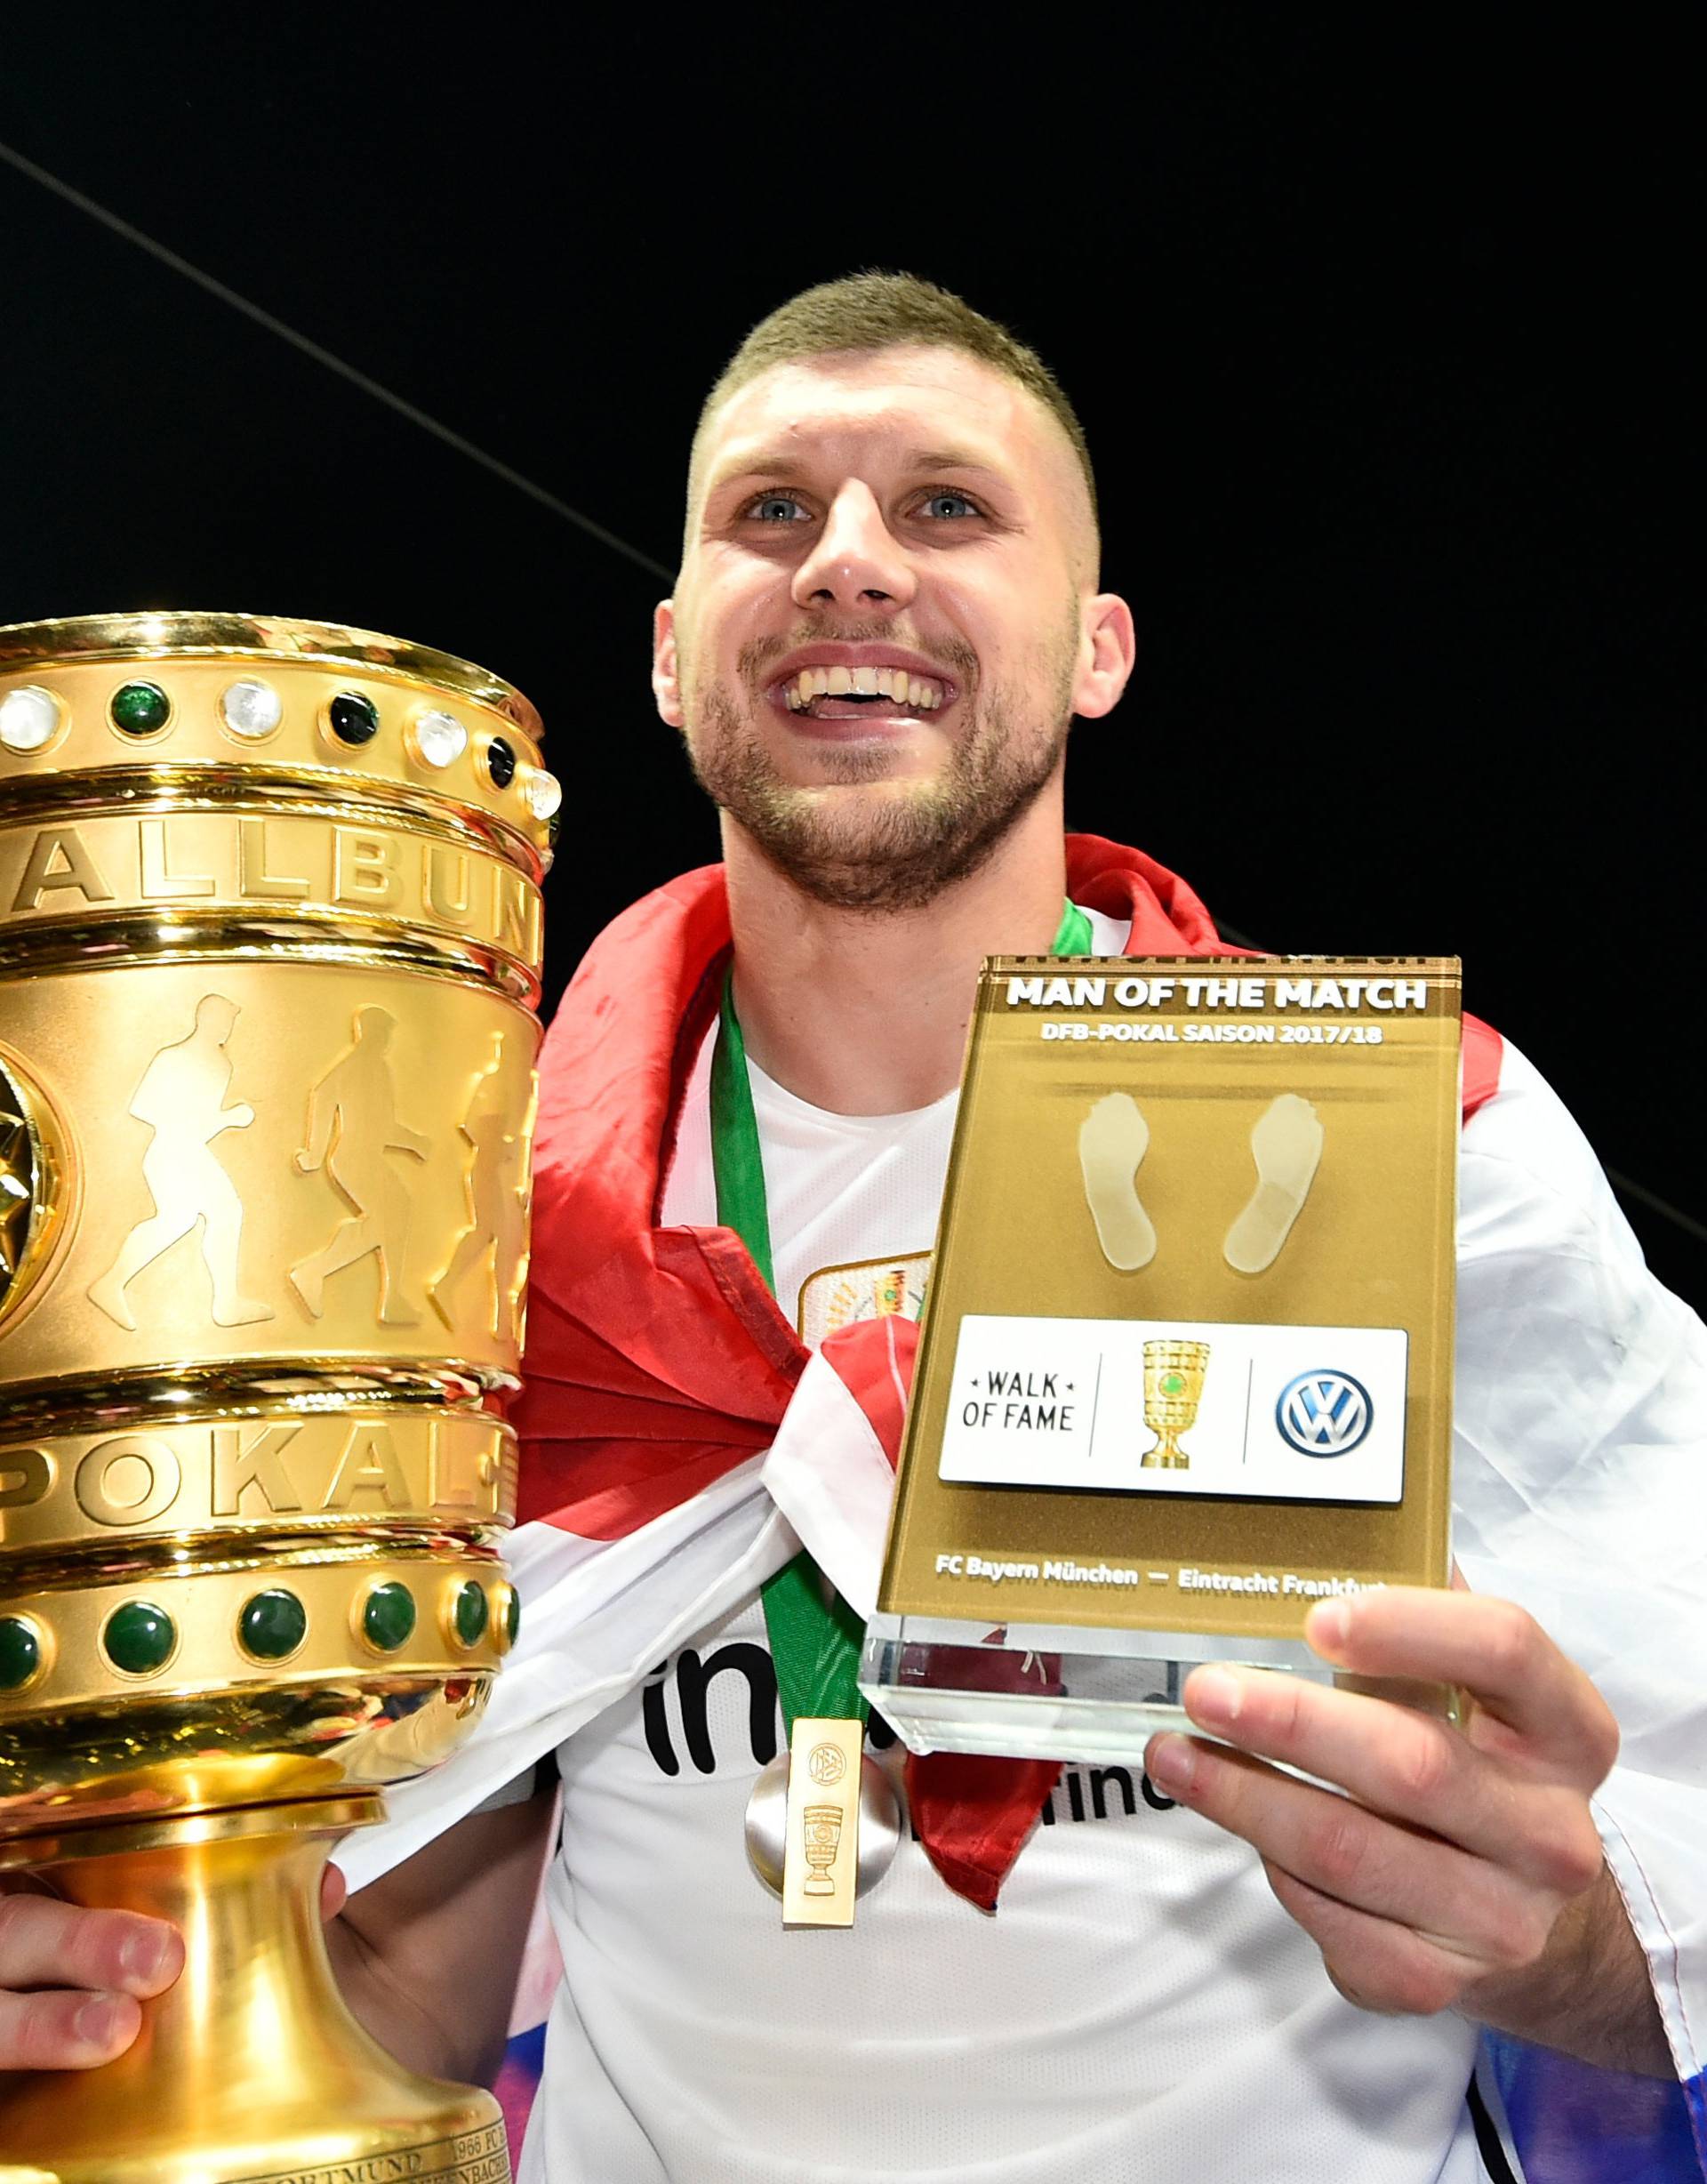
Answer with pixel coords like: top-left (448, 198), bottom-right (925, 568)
top-left (1276, 1370), bottom-right (1374, 1457)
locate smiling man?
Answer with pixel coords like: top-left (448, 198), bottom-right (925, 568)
top-left (10, 275), bottom-right (1706, 2183)
top-left (655, 320), bottom-right (1134, 1126)
top-left (670, 333), bottom-right (1102, 932)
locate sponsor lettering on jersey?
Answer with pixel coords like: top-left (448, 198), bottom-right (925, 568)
top-left (639, 1634), bottom-right (1177, 1826)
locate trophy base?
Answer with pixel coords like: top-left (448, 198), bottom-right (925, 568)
top-left (0, 1796), bottom-right (509, 2184)
top-left (860, 1611), bottom-right (1449, 1762)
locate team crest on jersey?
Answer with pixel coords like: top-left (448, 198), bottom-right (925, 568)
top-left (797, 1249), bottom-right (932, 1346)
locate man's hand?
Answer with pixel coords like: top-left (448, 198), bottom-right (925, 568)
top-left (0, 1889), bottom-right (183, 2070)
top-left (0, 1867), bottom-right (344, 2072)
top-left (1143, 1587), bottom-right (1669, 2074)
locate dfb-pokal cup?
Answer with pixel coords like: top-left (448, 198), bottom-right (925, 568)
top-left (0, 612), bottom-right (557, 2184)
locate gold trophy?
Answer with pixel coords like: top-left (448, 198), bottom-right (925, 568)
top-left (0, 613), bottom-right (557, 2184)
top-left (1141, 1338), bottom-right (1210, 1468)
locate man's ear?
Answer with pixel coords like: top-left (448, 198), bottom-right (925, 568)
top-left (653, 600), bottom-right (685, 729)
top-left (1071, 593), bottom-right (1138, 720)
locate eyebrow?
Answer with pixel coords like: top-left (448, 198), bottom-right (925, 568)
top-left (902, 446), bottom-right (1008, 479)
top-left (706, 444), bottom-right (1013, 497)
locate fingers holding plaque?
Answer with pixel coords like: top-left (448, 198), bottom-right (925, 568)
top-left (862, 957), bottom-right (1462, 1763)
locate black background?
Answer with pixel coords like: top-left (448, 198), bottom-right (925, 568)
top-left (2, 12), bottom-right (1698, 1305)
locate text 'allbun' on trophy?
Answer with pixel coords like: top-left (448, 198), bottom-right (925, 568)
top-left (0, 613), bottom-right (561, 2184)
top-left (861, 954), bottom-right (1462, 1764)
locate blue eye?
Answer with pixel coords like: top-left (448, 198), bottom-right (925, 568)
top-left (748, 494), bottom-right (810, 523)
top-left (922, 491), bottom-right (979, 520)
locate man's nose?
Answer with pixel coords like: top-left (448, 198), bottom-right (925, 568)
top-left (790, 483), bottom-right (917, 616)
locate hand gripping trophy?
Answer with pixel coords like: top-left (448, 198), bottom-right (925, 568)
top-left (0, 614), bottom-right (558, 2184)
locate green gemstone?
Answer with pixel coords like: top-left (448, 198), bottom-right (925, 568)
top-left (110, 680), bottom-right (172, 735)
top-left (1161, 1373), bottom-right (1184, 1394)
top-left (505, 1587), bottom-right (520, 1646)
top-left (104, 1601), bottom-right (175, 1674)
top-left (453, 1580), bottom-right (489, 1647)
top-left (238, 1588), bottom-right (307, 1661)
top-left (362, 1581), bottom-right (416, 1651)
top-left (0, 1617), bottom-right (41, 1690)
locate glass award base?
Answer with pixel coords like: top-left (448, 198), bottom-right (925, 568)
top-left (860, 1610), bottom-right (1338, 1763)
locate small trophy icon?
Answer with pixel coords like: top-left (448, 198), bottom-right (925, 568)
top-left (802, 1804), bottom-right (845, 1896)
top-left (1142, 1338), bottom-right (1211, 1468)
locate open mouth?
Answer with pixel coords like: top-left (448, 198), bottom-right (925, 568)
top-left (772, 663), bottom-right (954, 723)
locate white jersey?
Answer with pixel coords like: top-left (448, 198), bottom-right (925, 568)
top-left (517, 904), bottom-right (1542, 2183)
top-left (657, 904), bottom-right (1128, 1333)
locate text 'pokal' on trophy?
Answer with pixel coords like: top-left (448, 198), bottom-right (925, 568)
top-left (0, 614), bottom-right (558, 2184)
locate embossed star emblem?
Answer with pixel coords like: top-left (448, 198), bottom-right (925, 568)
top-left (0, 1093), bottom-right (36, 1305)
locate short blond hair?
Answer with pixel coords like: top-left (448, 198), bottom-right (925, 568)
top-left (690, 270), bottom-right (1098, 526)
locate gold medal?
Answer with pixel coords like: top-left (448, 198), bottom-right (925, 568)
top-left (743, 1719), bottom-right (902, 1925)
top-left (783, 1717), bottom-right (863, 1927)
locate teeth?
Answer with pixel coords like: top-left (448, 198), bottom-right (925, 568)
top-left (779, 665), bottom-right (950, 711)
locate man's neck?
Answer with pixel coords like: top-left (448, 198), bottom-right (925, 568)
top-left (724, 791), bottom-right (1069, 1116)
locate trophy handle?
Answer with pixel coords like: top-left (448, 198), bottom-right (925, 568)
top-left (0, 1798), bottom-right (509, 2184)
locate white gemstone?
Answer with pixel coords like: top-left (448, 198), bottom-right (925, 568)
top-left (220, 678), bottom-right (283, 739)
top-left (414, 709), bottom-right (468, 767)
top-left (0, 685), bottom-right (61, 753)
top-left (526, 768), bottom-right (563, 821)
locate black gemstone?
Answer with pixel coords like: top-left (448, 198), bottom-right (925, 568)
top-left (328, 692), bottom-right (380, 745)
top-left (485, 736), bottom-right (517, 789)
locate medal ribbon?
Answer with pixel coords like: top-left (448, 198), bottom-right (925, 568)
top-left (712, 899), bottom-right (1093, 1735)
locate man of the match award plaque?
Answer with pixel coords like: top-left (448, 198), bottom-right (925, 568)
top-left (859, 956), bottom-right (1462, 1762)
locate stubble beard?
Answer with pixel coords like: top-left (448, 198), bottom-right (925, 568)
top-left (682, 628), bottom-right (1078, 913)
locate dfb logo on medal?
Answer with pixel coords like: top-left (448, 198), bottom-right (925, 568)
top-left (807, 1741), bottom-right (847, 1787)
top-left (1276, 1370), bottom-right (1374, 1457)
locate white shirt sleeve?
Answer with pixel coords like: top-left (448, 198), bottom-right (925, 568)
top-left (1453, 1037), bottom-right (1707, 2088)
